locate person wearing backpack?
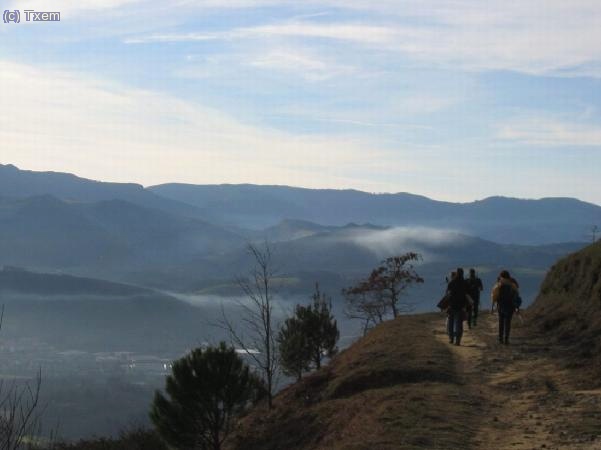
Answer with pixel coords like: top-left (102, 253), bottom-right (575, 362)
top-left (445, 268), bottom-right (472, 346)
top-left (491, 270), bottom-right (518, 345)
top-left (466, 268), bottom-right (483, 328)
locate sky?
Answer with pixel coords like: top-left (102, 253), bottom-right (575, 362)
top-left (0, 0), bottom-right (600, 204)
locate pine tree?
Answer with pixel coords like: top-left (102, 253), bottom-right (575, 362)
top-left (277, 316), bottom-right (311, 381)
top-left (277, 284), bottom-right (339, 381)
top-left (150, 342), bottom-right (264, 450)
top-left (301, 284), bottom-right (339, 369)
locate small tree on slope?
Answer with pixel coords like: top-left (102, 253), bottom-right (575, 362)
top-left (300, 284), bottom-right (339, 370)
top-left (343, 253), bottom-right (424, 333)
top-left (278, 284), bottom-right (339, 380)
top-left (150, 342), bottom-right (264, 450)
top-left (277, 315), bottom-right (311, 381)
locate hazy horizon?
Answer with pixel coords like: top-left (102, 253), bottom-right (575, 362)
top-left (2, 162), bottom-right (601, 207)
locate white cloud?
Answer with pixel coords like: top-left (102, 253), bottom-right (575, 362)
top-left (347, 226), bottom-right (467, 260)
top-left (123, 1), bottom-right (601, 78)
top-left (497, 117), bottom-right (601, 147)
top-left (0, 60), bottom-right (395, 188)
top-left (247, 48), bottom-right (355, 81)
top-left (244, 22), bottom-right (396, 45)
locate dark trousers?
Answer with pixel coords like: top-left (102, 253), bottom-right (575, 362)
top-left (498, 312), bottom-right (513, 342)
top-left (447, 309), bottom-right (464, 343)
top-left (468, 300), bottom-right (480, 327)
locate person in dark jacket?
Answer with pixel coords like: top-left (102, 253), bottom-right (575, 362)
top-left (466, 268), bottom-right (483, 328)
top-left (491, 270), bottom-right (518, 345)
top-left (446, 268), bottom-right (471, 346)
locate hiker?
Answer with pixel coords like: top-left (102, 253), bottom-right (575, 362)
top-left (491, 270), bottom-right (519, 345)
top-left (466, 268), bottom-right (484, 328)
top-left (445, 268), bottom-right (472, 346)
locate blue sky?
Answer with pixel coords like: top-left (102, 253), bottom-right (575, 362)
top-left (1, 0), bottom-right (600, 204)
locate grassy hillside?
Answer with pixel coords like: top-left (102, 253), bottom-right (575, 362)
top-left (226, 315), bottom-right (478, 450)
top-left (528, 239), bottom-right (601, 385)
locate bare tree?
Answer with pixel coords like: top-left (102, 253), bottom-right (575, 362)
top-left (343, 253), bottom-right (424, 334)
top-left (343, 283), bottom-right (389, 335)
top-left (219, 243), bottom-right (279, 409)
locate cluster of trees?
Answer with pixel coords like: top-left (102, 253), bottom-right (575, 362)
top-left (12, 245), bottom-right (421, 450)
top-left (150, 244), bottom-right (340, 450)
top-left (147, 247), bottom-right (424, 449)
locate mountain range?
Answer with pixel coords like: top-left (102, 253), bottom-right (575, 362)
top-left (2, 164), bottom-right (600, 246)
top-left (0, 163), bottom-right (596, 304)
top-left (150, 182), bottom-right (601, 244)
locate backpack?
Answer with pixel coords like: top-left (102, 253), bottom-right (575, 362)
top-left (513, 295), bottom-right (523, 309)
top-left (447, 279), bottom-right (468, 310)
top-left (497, 283), bottom-right (516, 312)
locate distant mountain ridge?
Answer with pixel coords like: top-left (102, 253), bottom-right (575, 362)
top-left (150, 183), bottom-right (601, 245)
top-left (0, 193), bottom-right (242, 272)
top-left (0, 163), bottom-right (202, 218)
top-left (2, 164), bottom-right (599, 245)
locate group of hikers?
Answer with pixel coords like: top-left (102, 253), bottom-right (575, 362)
top-left (438, 268), bottom-right (522, 346)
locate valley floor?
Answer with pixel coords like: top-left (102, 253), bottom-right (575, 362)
top-left (438, 312), bottom-right (601, 450)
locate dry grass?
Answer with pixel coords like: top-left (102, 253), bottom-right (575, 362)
top-left (528, 240), bottom-right (601, 386)
top-left (226, 314), bottom-right (480, 450)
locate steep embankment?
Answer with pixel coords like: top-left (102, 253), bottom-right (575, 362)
top-left (528, 239), bottom-right (601, 384)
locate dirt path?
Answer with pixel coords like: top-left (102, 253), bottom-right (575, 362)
top-left (433, 312), bottom-right (601, 450)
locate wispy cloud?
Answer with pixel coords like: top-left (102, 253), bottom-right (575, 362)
top-left (0, 60), bottom-right (396, 189)
top-left (247, 48), bottom-right (355, 81)
top-left (123, 1), bottom-right (601, 78)
top-left (497, 117), bottom-right (601, 147)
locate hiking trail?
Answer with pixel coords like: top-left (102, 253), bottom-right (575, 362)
top-left (433, 313), bottom-right (601, 450)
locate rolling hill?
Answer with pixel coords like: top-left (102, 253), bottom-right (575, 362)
top-left (0, 194), bottom-right (243, 273)
top-left (0, 163), bottom-right (201, 218)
